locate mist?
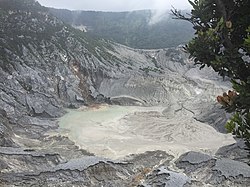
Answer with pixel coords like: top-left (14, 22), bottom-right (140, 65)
top-left (36, 0), bottom-right (191, 12)
top-left (37, 0), bottom-right (191, 25)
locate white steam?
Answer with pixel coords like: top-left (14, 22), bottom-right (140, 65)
top-left (149, 9), bottom-right (169, 25)
top-left (148, 0), bottom-right (192, 25)
top-left (148, 0), bottom-right (171, 25)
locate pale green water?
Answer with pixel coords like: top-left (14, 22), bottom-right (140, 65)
top-left (60, 105), bottom-right (137, 128)
top-left (58, 105), bottom-right (235, 159)
top-left (59, 105), bottom-right (165, 144)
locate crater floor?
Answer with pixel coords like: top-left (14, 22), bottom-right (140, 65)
top-left (58, 104), bottom-right (235, 160)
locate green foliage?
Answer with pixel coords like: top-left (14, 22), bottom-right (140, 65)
top-left (172, 0), bottom-right (250, 151)
top-left (226, 111), bottom-right (250, 149)
top-left (0, 0), bottom-right (46, 12)
top-left (245, 27), bottom-right (250, 51)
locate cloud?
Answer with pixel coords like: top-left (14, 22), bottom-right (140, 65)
top-left (37, 0), bottom-right (191, 11)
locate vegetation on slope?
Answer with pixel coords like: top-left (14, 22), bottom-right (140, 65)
top-left (0, 0), bottom-right (120, 72)
top-left (49, 8), bottom-right (194, 49)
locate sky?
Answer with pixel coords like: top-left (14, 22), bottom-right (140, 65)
top-left (36, 0), bottom-right (191, 12)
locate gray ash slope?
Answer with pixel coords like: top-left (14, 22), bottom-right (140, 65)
top-left (0, 0), bottom-right (249, 186)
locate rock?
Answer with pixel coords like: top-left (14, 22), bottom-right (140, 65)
top-left (213, 158), bottom-right (250, 178)
top-left (176, 151), bottom-right (250, 187)
top-left (179, 151), bottom-right (213, 164)
top-left (0, 122), bottom-right (15, 147)
top-left (216, 140), bottom-right (250, 163)
top-left (110, 95), bottom-right (146, 106)
top-left (140, 166), bottom-right (191, 187)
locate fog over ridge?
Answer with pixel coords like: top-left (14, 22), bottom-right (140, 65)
top-left (36, 0), bottom-right (191, 12)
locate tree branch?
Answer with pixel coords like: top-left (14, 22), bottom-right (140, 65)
top-left (215, 0), bottom-right (234, 49)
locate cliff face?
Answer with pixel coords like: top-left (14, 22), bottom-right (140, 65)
top-left (0, 1), bottom-right (249, 186)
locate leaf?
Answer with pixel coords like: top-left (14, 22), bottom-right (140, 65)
top-left (188, 0), bottom-right (198, 9)
top-left (218, 17), bottom-right (224, 25)
top-left (225, 120), bottom-right (235, 133)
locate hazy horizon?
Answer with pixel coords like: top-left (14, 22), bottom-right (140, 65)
top-left (36, 0), bottom-right (192, 12)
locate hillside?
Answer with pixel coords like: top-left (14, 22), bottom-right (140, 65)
top-left (0, 0), bottom-right (249, 186)
top-left (49, 8), bottom-right (194, 49)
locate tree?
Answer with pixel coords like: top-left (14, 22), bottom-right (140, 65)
top-left (172, 0), bottom-right (250, 151)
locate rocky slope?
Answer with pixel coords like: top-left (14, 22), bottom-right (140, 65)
top-left (0, 0), bottom-right (250, 186)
